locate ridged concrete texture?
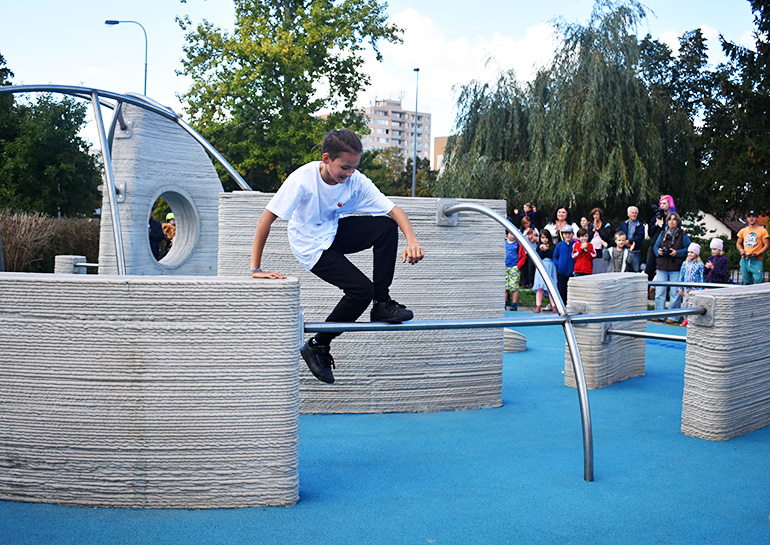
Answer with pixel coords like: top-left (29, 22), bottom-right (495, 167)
top-left (98, 104), bottom-right (222, 275)
top-left (682, 284), bottom-right (770, 440)
top-left (564, 273), bottom-right (647, 389)
top-left (0, 272), bottom-right (300, 508)
top-left (218, 193), bottom-right (505, 414)
top-left (504, 328), bottom-right (527, 353)
top-left (54, 254), bottom-right (87, 274)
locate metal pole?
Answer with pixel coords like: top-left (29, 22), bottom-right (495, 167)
top-left (441, 202), bottom-right (593, 481)
top-left (90, 90), bottom-right (127, 275)
top-left (105, 20), bottom-right (148, 95)
top-left (411, 68), bottom-right (419, 198)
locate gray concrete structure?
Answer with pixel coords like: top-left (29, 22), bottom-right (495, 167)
top-left (0, 272), bottom-right (300, 508)
top-left (54, 254), bottom-right (87, 274)
top-left (98, 103), bottom-right (222, 275)
top-left (218, 193), bottom-right (505, 414)
top-left (564, 273), bottom-right (647, 389)
top-left (683, 284), bottom-right (770, 440)
top-left (504, 328), bottom-right (527, 353)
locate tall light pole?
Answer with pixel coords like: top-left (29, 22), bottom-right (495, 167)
top-left (105, 20), bottom-right (148, 96)
top-left (411, 68), bottom-right (419, 198)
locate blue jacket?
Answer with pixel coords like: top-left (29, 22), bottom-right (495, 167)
top-left (553, 240), bottom-right (576, 276)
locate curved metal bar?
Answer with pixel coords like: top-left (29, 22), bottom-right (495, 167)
top-left (441, 202), bottom-right (594, 482)
top-left (90, 90), bottom-right (126, 275)
top-left (0, 85), bottom-right (251, 191)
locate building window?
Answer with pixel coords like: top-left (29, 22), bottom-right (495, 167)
top-left (377, 119), bottom-right (389, 125)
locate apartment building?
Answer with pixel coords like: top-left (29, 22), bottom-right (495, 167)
top-left (360, 99), bottom-right (431, 162)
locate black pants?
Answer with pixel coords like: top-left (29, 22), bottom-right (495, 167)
top-left (556, 272), bottom-right (570, 304)
top-left (310, 216), bottom-right (398, 345)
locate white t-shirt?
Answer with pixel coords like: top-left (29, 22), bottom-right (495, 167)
top-left (266, 161), bottom-right (396, 270)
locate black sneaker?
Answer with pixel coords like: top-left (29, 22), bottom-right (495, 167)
top-left (370, 299), bottom-right (414, 323)
top-left (300, 340), bottom-right (335, 384)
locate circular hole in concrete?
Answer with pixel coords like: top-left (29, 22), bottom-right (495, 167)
top-left (149, 191), bottom-right (200, 268)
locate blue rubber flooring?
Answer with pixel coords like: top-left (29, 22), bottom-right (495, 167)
top-left (2, 319), bottom-right (769, 544)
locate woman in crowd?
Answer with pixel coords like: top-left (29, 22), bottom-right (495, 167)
top-left (544, 205), bottom-right (579, 243)
top-left (646, 195), bottom-right (676, 283)
top-left (651, 212), bottom-right (691, 324)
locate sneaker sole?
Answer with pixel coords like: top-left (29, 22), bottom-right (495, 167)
top-left (299, 346), bottom-right (335, 384)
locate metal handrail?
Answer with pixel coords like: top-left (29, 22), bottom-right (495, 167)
top-left (443, 203), bottom-right (593, 482)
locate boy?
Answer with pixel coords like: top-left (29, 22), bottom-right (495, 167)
top-left (571, 227), bottom-right (596, 276)
top-left (736, 210), bottom-right (769, 285)
top-left (609, 231), bottom-right (631, 272)
top-left (553, 225), bottom-right (576, 303)
top-left (250, 129), bottom-right (424, 384)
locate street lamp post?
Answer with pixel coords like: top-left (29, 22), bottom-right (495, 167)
top-left (411, 68), bottom-right (419, 198)
top-left (105, 20), bottom-right (148, 96)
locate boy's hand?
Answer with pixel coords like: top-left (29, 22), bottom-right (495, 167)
top-left (252, 270), bottom-right (286, 279)
top-left (402, 242), bottom-right (424, 264)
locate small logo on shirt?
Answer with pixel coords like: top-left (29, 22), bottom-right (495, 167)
top-left (337, 202), bottom-right (344, 208)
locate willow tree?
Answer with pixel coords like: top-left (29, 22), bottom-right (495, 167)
top-left (177, 0), bottom-right (401, 191)
top-left (525, 0), bottom-right (662, 215)
top-left (436, 71), bottom-right (531, 205)
top-left (438, 0), bottom-right (698, 218)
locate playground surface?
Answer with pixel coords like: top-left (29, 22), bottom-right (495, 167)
top-left (2, 318), bottom-right (769, 544)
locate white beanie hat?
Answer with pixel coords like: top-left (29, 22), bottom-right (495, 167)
top-left (710, 238), bottom-right (724, 251)
top-left (688, 243), bottom-right (701, 255)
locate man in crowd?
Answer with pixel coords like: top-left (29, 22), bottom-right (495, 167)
top-left (617, 205), bottom-right (644, 272)
top-left (736, 210), bottom-right (769, 285)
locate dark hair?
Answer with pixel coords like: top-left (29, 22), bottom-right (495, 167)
top-left (539, 229), bottom-right (554, 249)
top-left (549, 205), bottom-right (573, 225)
top-left (589, 207), bottom-right (603, 220)
top-left (321, 129), bottom-right (362, 159)
top-left (576, 227), bottom-right (588, 238)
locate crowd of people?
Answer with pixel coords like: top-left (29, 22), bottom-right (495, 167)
top-left (505, 198), bottom-right (769, 324)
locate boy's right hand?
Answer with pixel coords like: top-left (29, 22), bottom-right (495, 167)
top-left (252, 270), bottom-right (286, 279)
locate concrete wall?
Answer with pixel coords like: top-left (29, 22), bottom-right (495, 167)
top-left (0, 272), bottom-right (300, 508)
top-left (218, 193), bottom-right (505, 414)
top-left (564, 273), bottom-right (647, 389)
top-left (98, 104), bottom-right (222, 275)
top-left (683, 284), bottom-right (770, 440)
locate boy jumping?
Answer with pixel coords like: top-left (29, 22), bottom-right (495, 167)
top-left (250, 129), bottom-right (425, 384)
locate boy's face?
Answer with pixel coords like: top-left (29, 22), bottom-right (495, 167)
top-left (563, 232), bottom-right (573, 242)
top-left (506, 232), bottom-right (515, 242)
top-left (320, 151), bottom-right (361, 185)
top-left (615, 234), bottom-right (626, 248)
top-left (579, 234), bottom-right (589, 243)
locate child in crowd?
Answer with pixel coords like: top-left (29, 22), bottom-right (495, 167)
top-left (571, 227), bottom-right (596, 276)
top-left (678, 243), bottom-right (704, 326)
top-left (532, 230), bottom-right (558, 313)
top-left (250, 129), bottom-right (424, 384)
top-left (505, 230), bottom-right (526, 311)
top-left (608, 231), bottom-right (632, 272)
top-left (704, 238), bottom-right (729, 284)
top-left (519, 216), bottom-right (538, 288)
top-left (553, 225), bottom-right (576, 304)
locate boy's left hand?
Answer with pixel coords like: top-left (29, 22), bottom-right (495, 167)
top-left (402, 242), bottom-right (424, 264)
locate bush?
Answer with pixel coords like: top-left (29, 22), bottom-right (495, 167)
top-left (0, 209), bottom-right (100, 272)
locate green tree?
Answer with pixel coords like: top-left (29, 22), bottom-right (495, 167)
top-left (0, 60), bottom-right (102, 217)
top-left (177, 0), bottom-right (402, 192)
top-left (698, 0), bottom-right (770, 216)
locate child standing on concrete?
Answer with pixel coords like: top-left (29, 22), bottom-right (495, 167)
top-left (249, 129), bottom-right (424, 384)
